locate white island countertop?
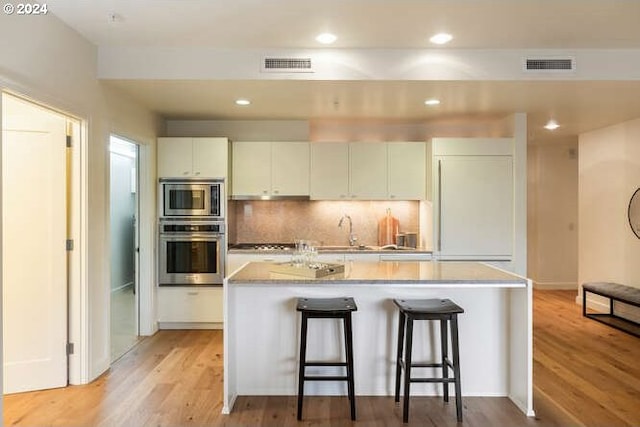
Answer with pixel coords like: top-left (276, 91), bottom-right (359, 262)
top-left (223, 260), bottom-right (534, 419)
top-left (227, 260), bottom-right (527, 286)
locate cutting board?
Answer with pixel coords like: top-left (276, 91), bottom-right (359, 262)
top-left (378, 211), bottom-right (399, 246)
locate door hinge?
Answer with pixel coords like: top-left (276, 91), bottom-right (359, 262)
top-left (66, 342), bottom-right (75, 355)
top-left (66, 239), bottom-right (74, 251)
top-left (66, 135), bottom-right (72, 148)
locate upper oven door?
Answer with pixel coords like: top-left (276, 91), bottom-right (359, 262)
top-left (162, 182), bottom-right (216, 218)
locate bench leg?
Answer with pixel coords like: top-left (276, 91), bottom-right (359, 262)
top-left (582, 288), bottom-right (587, 317)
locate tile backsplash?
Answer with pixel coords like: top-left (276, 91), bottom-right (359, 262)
top-left (229, 200), bottom-right (421, 246)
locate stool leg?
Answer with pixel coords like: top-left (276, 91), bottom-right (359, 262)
top-left (440, 318), bottom-right (449, 402)
top-left (451, 314), bottom-right (463, 422)
top-left (297, 313), bottom-right (309, 421)
top-left (345, 313), bottom-right (356, 421)
top-left (394, 311), bottom-right (406, 403)
top-left (402, 316), bottom-right (414, 423)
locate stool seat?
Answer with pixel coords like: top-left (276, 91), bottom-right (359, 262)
top-left (297, 297), bottom-right (357, 421)
top-left (394, 298), bottom-right (464, 423)
top-left (297, 297), bottom-right (357, 313)
top-left (394, 298), bottom-right (464, 315)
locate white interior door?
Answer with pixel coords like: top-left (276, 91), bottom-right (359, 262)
top-left (2, 95), bottom-right (68, 393)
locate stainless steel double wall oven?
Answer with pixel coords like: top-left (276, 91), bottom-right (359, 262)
top-left (158, 178), bottom-right (225, 286)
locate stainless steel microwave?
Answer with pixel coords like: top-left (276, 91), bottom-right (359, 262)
top-left (160, 178), bottom-right (225, 219)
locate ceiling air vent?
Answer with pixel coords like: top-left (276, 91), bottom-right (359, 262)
top-left (262, 57), bottom-right (314, 73)
top-left (524, 57), bottom-right (575, 72)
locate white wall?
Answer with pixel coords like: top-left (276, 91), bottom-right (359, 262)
top-left (528, 139), bottom-right (579, 289)
top-left (0, 13), bottom-right (162, 384)
top-left (579, 118), bottom-right (640, 319)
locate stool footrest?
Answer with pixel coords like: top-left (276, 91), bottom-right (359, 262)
top-left (399, 359), bottom-right (454, 370)
top-left (303, 362), bottom-right (347, 367)
top-left (410, 377), bottom-right (457, 384)
top-left (304, 375), bottom-right (349, 381)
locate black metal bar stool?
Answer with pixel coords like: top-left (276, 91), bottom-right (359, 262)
top-left (393, 298), bottom-right (464, 423)
top-left (296, 297), bottom-right (357, 421)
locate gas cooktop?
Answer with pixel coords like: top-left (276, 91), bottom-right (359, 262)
top-left (229, 243), bottom-right (296, 251)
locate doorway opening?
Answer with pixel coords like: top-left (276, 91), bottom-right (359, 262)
top-left (109, 135), bottom-right (141, 362)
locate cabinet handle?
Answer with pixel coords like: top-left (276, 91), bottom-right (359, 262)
top-left (195, 171), bottom-right (201, 176)
top-left (183, 171), bottom-right (189, 175)
top-left (273, 189), bottom-right (279, 194)
top-left (187, 291), bottom-right (199, 296)
top-left (262, 190), bottom-right (268, 194)
top-left (390, 194), bottom-right (396, 199)
top-left (340, 194), bottom-right (346, 199)
top-left (351, 194), bottom-right (357, 198)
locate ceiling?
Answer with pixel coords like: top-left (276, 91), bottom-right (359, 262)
top-left (46, 0), bottom-right (640, 142)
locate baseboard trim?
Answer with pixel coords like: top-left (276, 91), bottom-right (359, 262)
top-left (158, 321), bottom-right (223, 330)
top-left (533, 281), bottom-right (577, 290)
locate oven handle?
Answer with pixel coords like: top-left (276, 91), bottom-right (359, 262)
top-left (159, 233), bottom-right (224, 241)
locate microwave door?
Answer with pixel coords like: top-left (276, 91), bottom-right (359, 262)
top-left (164, 185), bottom-right (211, 217)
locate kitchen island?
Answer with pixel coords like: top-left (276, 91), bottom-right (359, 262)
top-left (223, 260), bottom-right (534, 417)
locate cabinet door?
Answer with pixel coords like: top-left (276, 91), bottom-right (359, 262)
top-left (437, 156), bottom-right (513, 258)
top-left (193, 137), bottom-right (228, 178)
top-left (388, 142), bottom-right (426, 200)
top-left (349, 143), bottom-right (387, 199)
top-left (271, 141), bottom-right (309, 196)
top-left (232, 141), bottom-right (271, 196)
top-left (157, 287), bottom-right (223, 323)
top-left (310, 143), bottom-right (349, 200)
top-left (157, 137), bottom-right (193, 177)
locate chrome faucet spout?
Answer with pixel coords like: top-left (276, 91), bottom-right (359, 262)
top-left (338, 214), bottom-right (357, 246)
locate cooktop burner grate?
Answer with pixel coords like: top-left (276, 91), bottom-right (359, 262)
top-left (229, 243), bottom-right (296, 251)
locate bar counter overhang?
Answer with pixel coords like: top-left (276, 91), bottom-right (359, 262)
top-left (222, 260), bottom-right (534, 417)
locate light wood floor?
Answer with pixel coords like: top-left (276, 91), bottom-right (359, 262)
top-left (4, 290), bottom-right (639, 426)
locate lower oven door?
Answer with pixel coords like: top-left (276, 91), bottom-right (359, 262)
top-left (159, 234), bottom-right (224, 285)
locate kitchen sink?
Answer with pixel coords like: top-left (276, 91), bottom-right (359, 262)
top-left (317, 245), bottom-right (375, 251)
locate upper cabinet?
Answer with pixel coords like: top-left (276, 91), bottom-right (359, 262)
top-left (157, 137), bottom-right (229, 178)
top-left (388, 142), bottom-right (427, 200)
top-left (309, 143), bottom-right (349, 199)
top-left (231, 141), bottom-right (310, 198)
top-left (310, 142), bottom-right (427, 200)
top-left (349, 143), bottom-right (388, 199)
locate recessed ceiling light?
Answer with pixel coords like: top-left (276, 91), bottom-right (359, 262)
top-left (429, 33), bottom-right (453, 45)
top-left (235, 99), bottom-right (251, 106)
top-left (544, 120), bottom-right (560, 130)
top-left (316, 33), bottom-right (337, 44)
top-left (424, 98), bottom-right (441, 106)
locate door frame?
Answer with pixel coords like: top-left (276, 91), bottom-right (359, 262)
top-left (109, 135), bottom-right (141, 344)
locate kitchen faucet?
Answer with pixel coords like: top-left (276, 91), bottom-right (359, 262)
top-left (338, 214), bottom-right (358, 246)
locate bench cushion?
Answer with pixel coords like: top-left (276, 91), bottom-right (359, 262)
top-left (583, 282), bottom-right (640, 306)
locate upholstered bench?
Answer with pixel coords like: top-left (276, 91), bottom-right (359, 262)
top-left (582, 282), bottom-right (640, 337)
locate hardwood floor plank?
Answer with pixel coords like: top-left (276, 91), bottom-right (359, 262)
top-left (4, 291), bottom-right (640, 426)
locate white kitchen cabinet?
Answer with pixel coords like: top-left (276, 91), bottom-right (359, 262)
top-left (232, 141), bottom-right (309, 197)
top-left (157, 287), bottom-right (223, 327)
top-left (433, 138), bottom-right (514, 260)
top-left (310, 143), bottom-right (350, 199)
top-left (388, 142), bottom-right (427, 200)
top-left (349, 143), bottom-right (388, 199)
top-left (157, 137), bottom-right (228, 178)
top-left (310, 142), bottom-right (427, 200)
top-left (271, 141), bottom-right (309, 196)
